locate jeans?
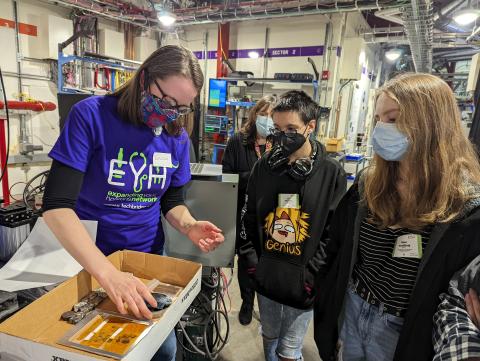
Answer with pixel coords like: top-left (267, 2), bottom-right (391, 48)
top-left (257, 294), bottom-right (313, 361)
top-left (150, 247), bottom-right (177, 361)
top-left (338, 288), bottom-right (404, 361)
top-left (149, 327), bottom-right (177, 361)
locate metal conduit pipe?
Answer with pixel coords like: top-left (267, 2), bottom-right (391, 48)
top-left (2, 71), bottom-right (52, 82)
top-left (467, 26), bottom-right (480, 43)
top-left (434, 49), bottom-right (479, 59)
top-left (374, 7), bottom-right (403, 25)
top-left (365, 38), bottom-right (468, 48)
top-left (360, 26), bottom-right (405, 36)
top-left (434, 0), bottom-right (467, 21)
top-left (40, 0), bottom-right (160, 30)
top-left (176, 3), bottom-right (407, 25)
top-left (174, 0), bottom-right (314, 14)
top-left (42, 0), bottom-right (408, 27)
top-left (372, 0), bottom-right (467, 49)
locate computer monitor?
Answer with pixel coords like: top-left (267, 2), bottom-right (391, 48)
top-left (208, 79), bottom-right (227, 109)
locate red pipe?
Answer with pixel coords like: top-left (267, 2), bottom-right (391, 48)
top-left (0, 100), bottom-right (56, 112)
top-left (217, 23), bottom-right (230, 78)
top-left (0, 118), bottom-right (9, 206)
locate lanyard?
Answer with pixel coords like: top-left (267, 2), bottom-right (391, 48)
top-left (255, 140), bottom-right (272, 158)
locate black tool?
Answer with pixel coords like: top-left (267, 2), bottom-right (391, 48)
top-left (147, 293), bottom-right (172, 312)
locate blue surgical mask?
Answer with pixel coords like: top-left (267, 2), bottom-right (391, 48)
top-left (372, 122), bottom-right (409, 161)
top-left (256, 115), bottom-right (274, 138)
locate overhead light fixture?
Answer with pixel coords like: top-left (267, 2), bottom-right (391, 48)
top-left (157, 9), bottom-right (176, 26)
top-left (248, 51), bottom-right (259, 59)
top-left (154, 2), bottom-right (176, 27)
top-left (359, 50), bottom-right (366, 65)
top-left (453, 9), bottom-right (480, 25)
top-left (385, 49), bottom-right (402, 62)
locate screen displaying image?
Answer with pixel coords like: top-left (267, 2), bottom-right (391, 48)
top-left (208, 79), bottom-right (227, 108)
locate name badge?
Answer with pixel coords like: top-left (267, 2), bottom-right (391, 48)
top-left (278, 194), bottom-right (300, 209)
top-left (392, 234), bottom-right (423, 259)
top-left (153, 152), bottom-right (173, 168)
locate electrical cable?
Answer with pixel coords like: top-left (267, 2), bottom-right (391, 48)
top-left (33, 134), bottom-right (54, 148)
top-left (23, 170), bottom-right (49, 211)
top-left (9, 181), bottom-right (28, 202)
top-left (0, 67), bottom-right (10, 187)
top-left (220, 271), bottom-right (232, 312)
top-left (176, 267), bottom-right (230, 360)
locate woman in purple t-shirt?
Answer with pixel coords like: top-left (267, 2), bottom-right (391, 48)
top-left (42, 45), bottom-right (224, 361)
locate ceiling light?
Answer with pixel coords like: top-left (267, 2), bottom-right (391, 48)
top-left (158, 10), bottom-right (176, 26)
top-left (385, 49), bottom-right (402, 62)
top-left (359, 50), bottom-right (366, 65)
top-left (453, 9), bottom-right (480, 25)
top-left (248, 51), bottom-right (259, 59)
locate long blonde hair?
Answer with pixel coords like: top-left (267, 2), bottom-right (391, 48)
top-left (364, 73), bottom-right (480, 229)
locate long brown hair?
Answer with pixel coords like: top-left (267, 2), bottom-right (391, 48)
top-left (242, 95), bottom-right (277, 145)
top-left (364, 73), bottom-right (480, 229)
top-left (112, 45), bottom-right (203, 136)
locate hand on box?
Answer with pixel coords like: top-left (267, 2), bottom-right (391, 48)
top-left (99, 268), bottom-right (157, 320)
top-left (187, 221), bottom-right (224, 253)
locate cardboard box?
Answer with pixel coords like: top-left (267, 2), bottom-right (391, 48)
top-left (0, 251), bottom-right (201, 360)
top-left (325, 138), bottom-right (344, 153)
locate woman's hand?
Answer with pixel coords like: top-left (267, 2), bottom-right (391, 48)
top-left (186, 221), bottom-right (224, 252)
top-left (465, 288), bottom-right (480, 329)
top-left (97, 267), bottom-right (158, 320)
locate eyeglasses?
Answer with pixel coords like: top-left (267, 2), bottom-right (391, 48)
top-left (152, 79), bottom-right (194, 116)
top-left (269, 128), bottom-right (304, 137)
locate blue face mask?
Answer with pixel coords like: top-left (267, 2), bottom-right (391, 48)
top-left (372, 122), bottom-right (409, 161)
top-left (256, 115), bottom-right (274, 138)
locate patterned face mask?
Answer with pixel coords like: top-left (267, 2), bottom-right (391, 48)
top-left (141, 92), bottom-right (180, 129)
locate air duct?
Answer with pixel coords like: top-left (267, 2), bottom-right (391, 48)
top-left (401, 0), bottom-right (434, 73)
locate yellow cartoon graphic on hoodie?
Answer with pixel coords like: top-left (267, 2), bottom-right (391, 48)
top-left (264, 208), bottom-right (310, 256)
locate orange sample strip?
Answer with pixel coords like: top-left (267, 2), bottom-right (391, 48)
top-left (69, 314), bottom-right (149, 356)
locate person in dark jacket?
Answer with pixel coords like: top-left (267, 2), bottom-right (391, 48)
top-left (240, 90), bottom-right (346, 361)
top-left (222, 95), bottom-right (276, 325)
top-left (433, 251), bottom-right (480, 361)
top-left (313, 73), bottom-right (480, 361)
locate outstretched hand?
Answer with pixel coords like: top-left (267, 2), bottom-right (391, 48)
top-left (186, 221), bottom-right (224, 252)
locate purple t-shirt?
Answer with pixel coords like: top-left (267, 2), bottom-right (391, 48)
top-left (49, 96), bottom-right (191, 255)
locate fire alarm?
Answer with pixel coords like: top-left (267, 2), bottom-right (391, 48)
top-left (322, 70), bottom-right (330, 80)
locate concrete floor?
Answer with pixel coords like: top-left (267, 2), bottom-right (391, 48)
top-left (218, 259), bottom-right (322, 361)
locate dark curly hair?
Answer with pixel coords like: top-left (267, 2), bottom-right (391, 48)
top-left (272, 90), bottom-right (320, 124)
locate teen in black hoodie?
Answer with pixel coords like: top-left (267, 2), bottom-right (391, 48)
top-left (240, 90), bottom-right (346, 361)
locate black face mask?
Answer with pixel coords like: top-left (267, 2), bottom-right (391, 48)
top-left (267, 140), bottom-right (319, 181)
top-left (271, 129), bottom-right (308, 157)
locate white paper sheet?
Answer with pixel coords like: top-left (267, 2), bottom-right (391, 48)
top-left (0, 218), bottom-right (97, 292)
